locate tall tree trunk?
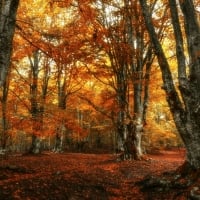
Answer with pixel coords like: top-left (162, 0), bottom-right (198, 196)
top-left (29, 134), bottom-right (41, 154)
top-left (177, 0), bottom-right (200, 169)
top-left (0, 0), bottom-right (19, 86)
top-left (29, 50), bottom-right (42, 154)
top-left (115, 65), bottom-right (130, 159)
top-left (0, 0), bottom-right (19, 149)
top-left (54, 125), bottom-right (65, 153)
top-left (0, 80), bottom-right (9, 149)
top-left (97, 0), bottom-right (153, 160)
top-left (139, 0), bottom-right (200, 169)
top-left (121, 0), bottom-right (154, 160)
top-left (55, 72), bottom-right (67, 152)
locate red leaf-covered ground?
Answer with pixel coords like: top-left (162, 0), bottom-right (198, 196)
top-left (0, 149), bottom-right (192, 199)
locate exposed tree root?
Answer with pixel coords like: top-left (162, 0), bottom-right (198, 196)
top-left (138, 162), bottom-right (200, 199)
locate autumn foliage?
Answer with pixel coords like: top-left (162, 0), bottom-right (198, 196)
top-left (0, 0), bottom-right (184, 154)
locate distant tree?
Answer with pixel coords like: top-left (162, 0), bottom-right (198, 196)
top-left (55, 59), bottom-right (83, 152)
top-left (50, 1), bottom-right (97, 152)
top-left (139, 0), bottom-right (200, 170)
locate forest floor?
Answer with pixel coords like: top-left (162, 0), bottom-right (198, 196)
top-left (0, 149), bottom-right (198, 200)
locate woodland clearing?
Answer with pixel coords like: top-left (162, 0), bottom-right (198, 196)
top-left (0, 149), bottom-right (197, 200)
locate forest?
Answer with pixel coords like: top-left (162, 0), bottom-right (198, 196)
top-left (1, 0), bottom-right (200, 199)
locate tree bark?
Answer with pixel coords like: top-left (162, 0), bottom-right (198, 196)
top-left (0, 76), bottom-right (10, 149)
top-left (29, 50), bottom-right (42, 154)
top-left (54, 125), bottom-right (65, 153)
top-left (29, 134), bottom-right (41, 154)
top-left (139, 0), bottom-right (200, 169)
top-left (0, 0), bottom-right (19, 149)
top-left (122, 0), bottom-right (154, 160)
top-left (0, 0), bottom-right (19, 86)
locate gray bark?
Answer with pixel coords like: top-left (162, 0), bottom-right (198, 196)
top-left (30, 135), bottom-right (41, 154)
top-left (97, 0), bottom-right (154, 160)
top-left (0, 77), bottom-right (9, 149)
top-left (0, 0), bottom-right (19, 86)
top-left (54, 125), bottom-right (65, 153)
top-left (139, 0), bottom-right (200, 169)
top-left (0, 0), bottom-right (19, 149)
top-left (122, 0), bottom-right (154, 160)
top-left (29, 50), bottom-right (42, 154)
top-left (58, 86), bottom-right (67, 109)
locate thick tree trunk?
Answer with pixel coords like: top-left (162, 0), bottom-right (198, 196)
top-left (0, 79), bottom-right (9, 149)
top-left (58, 85), bottom-right (67, 109)
top-left (122, 0), bottom-right (153, 160)
top-left (116, 120), bottom-right (126, 152)
top-left (167, 0), bottom-right (200, 169)
top-left (54, 125), bottom-right (65, 153)
top-left (134, 121), bottom-right (143, 157)
top-left (185, 136), bottom-right (200, 169)
top-left (29, 51), bottom-right (42, 154)
top-left (0, 0), bottom-right (19, 149)
top-left (139, 0), bottom-right (200, 169)
top-left (0, 97), bottom-right (8, 149)
top-left (124, 120), bottom-right (140, 160)
top-left (0, 0), bottom-right (19, 86)
top-left (30, 135), bottom-right (41, 154)
top-left (115, 66), bottom-right (131, 159)
top-left (55, 65), bottom-right (68, 152)
top-left (133, 83), bottom-right (144, 158)
top-left (29, 116), bottom-right (42, 154)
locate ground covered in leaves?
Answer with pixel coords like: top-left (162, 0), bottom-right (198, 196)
top-left (0, 149), bottom-right (197, 200)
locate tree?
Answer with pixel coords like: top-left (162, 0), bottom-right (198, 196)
top-left (139, 0), bottom-right (200, 170)
top-left (28, 50), bottom-right (43, 154)
top-left (94, 0), bottom-right (158, 159)
top-left (0, 0), bottom-right (19, 87)
top-left (0, 0), bottom-right (19, 150)
top-left (0, 71), bottom-right (10, 149)
top-left (122, 0), bottom-right (155, 159)
top-left (50, 4), bottom-right (93, 152)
